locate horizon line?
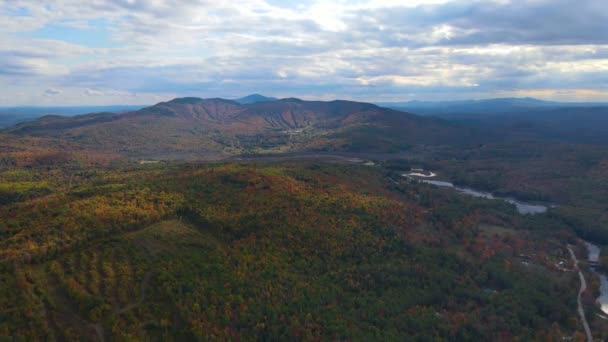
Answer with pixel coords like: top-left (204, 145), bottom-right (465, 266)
top-left (2, 95), bottom-right (608, 108)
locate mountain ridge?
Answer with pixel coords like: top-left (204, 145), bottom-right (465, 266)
top-left (378, 97), bottom-right (608, 115)
top-left (3, 96), bottom-right (469, 157)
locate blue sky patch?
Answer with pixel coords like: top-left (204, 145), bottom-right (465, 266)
top-left (29, 19), bottom-right (119, 48)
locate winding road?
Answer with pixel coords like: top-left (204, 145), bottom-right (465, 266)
top-left (567, 245), bottom-right (593, 342)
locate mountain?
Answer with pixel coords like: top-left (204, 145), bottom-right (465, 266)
top-left (234, 94), bottom-right (278, 104)
top-left (379, 97), bottom-right (608, 115)
top-left (4, 97), bottom-right (472, 158)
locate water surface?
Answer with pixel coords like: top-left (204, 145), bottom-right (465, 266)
top-left (585, 241), bottom-right (608, 315)
top-left (415, 178), bottom-right (548, 215)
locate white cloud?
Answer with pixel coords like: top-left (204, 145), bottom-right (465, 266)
top-left (0, 0), bottom-right (607, 104)
top-left (84, 88), bottom-right (104, 96)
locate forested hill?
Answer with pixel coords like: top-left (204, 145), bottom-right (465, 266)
top-left (3, 97), bottom-right (476, 157)
top-left (0, 160), bottom-right (583, 340)
top-left (381, 99), bottom-right (608, 146)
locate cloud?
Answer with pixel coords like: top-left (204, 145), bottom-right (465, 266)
top-left (44, 88), bottom-right (62, 95)
top-left (0, 0), bottom-right (607, 105)
top-left (84, 88), bottom-right (138, 97)
top-left (84, 88), bottom-right (104, 96)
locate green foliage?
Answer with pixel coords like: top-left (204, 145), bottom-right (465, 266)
top-left (0, 181), bottom-right (53, 204)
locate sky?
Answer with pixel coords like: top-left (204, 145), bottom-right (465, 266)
top-left (1, 0), bottom-right (607, 105)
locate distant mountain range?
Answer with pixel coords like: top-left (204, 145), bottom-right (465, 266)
top-left (3, 96), bottom-right (606, 129)
top-left (234, 94), bottom-right (278, 104)
top-left (378, 97), bottom-right (608, 115)
top-left (0, 105), bottom-right (146, 128)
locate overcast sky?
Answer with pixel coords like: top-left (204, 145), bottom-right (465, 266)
top-left (1, 0), bottom-right (607, 105)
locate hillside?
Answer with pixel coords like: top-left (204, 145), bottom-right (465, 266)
top-left (4, 97), bottom-right (473, 158)
top-left (0, 160), bottom-right (581, 340)
top-left (430, 106), bottom-right (608, 146)
top-left (380, 99), bottom-right (608, 145)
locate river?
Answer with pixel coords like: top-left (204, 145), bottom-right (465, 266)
top-left (403, 170), bottom-right (608, 315)
top-left (585, 242), bottom-right (608, 315)
top-left (404, 173), bottom-right (548, 215)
